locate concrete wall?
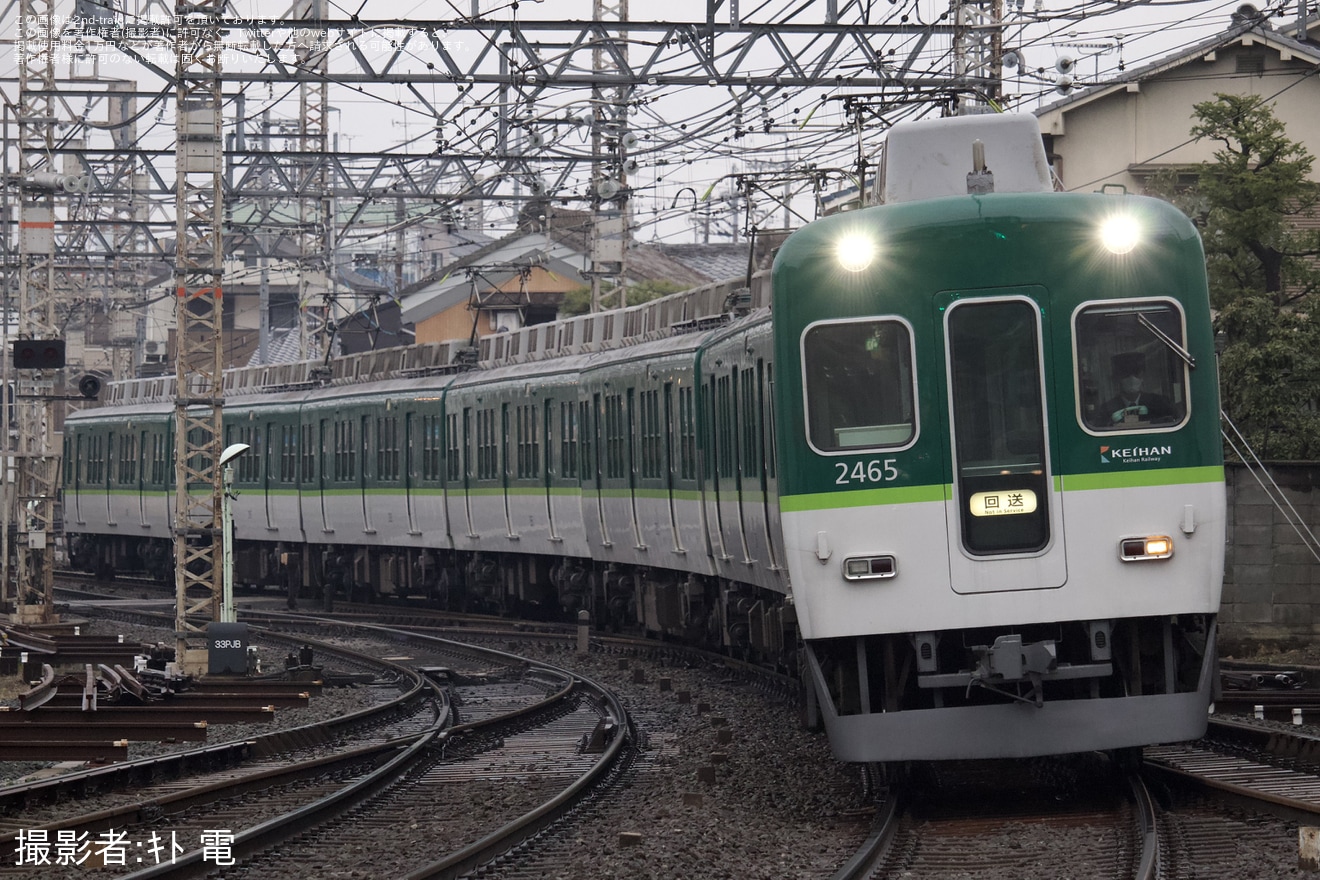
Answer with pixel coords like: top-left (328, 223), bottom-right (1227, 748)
top-left (1220, 463), bottom-right (1320, 652)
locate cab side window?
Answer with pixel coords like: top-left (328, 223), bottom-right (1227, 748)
top-left (802, 319), bottom-right (915, 452)
top-left (1076, 302), bottom-right (1188, 432)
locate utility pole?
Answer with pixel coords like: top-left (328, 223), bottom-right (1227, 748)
top-left (172, 0), bottom-right (226, 672)
top-left (12, 0), bottom-right (63, 624)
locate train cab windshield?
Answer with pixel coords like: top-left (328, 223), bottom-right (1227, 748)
top-left (946, 298), bottom-right (1051, 555)
top-left (802, 319), bottom-right (916, 453)
top-left (1076, 301), bottom-right (1189, 433)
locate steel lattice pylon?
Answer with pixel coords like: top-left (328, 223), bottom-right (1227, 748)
top-left (293, 0), bottom-right (333, 360)
top-left (173, 0), bottom-right (226, 669)
top-left (12, 0), bottom-right (62, 624)
top-left (589, 0), bottom-right (629, 314)
top-left (954, 0), bottom-right (1005, 107)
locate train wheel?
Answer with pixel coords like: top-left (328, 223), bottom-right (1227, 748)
top-left (1110, 746), bottom-right (1144, 773)
top-left (874, 761), bottom-right (910, 794)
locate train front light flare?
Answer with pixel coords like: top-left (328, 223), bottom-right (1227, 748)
top-left (1098, 214), bottom-right (1142, 255)
top-left (835, 234), bottom-right (877, 272)
top-left (1119, 535), bottom-right (1173, 561)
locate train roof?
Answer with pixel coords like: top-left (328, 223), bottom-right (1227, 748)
top-left (878, 113), bottom-right (1053, 204)
top-left (91, 273), bottom-right (769, 413)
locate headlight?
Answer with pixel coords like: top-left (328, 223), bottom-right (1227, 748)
top-left (1119, 535), bottom-right (1173, 561)
top-left (836, 233), bottom-right (877, 272)
top-left (843, 555), bottom-right (896, 580)
top-left (1098, 213), bottom-right (1141, 255)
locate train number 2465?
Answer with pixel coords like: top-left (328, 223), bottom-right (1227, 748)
top-left (835, 459), bottom-right (899, 485)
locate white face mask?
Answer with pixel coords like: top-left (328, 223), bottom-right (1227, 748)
top-left (1120, 376), bottom-right (1143, 396)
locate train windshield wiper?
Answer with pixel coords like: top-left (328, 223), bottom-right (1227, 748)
top-left (1138, 313), bottom-right (1196, 369)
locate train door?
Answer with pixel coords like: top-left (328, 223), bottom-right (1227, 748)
top-left (663, 382), bottom-right (683, 552)
top-left (137, 429), bottom-right (149, 527)
top-left (591, 392), bottom-right (610, 547)
top-left (405, 411), bottom-right (419, 535)
top-left (318, 418), bottom-right (333, 534)
top-left (442, 409), bottom-right (457, 540)
top-left (626, 388), bottom-right (643, 549)
top-left (703, 376), bottom-right (729, 561)
top-left (755, 359), bottom-right (782, 570)
top-left (462, 406), bottom-right (476, 538)
top-left (263, 423), bottom-right (276, 530)
top-left (501, 402), bottom-right (515, 538)
top-left (721, 370), bottom-right (750, 563)
top-left (71, 432), bottom-right (83, 524)
top-left (105, 432), bottom-right (117, 525)
top-left (739, 364), bottom-right (760, 564)
top-left (543, 398), bottom-right (559, 541)
top-left (360, 415), bottom-right (374, 534)
top-left (940, 291), bottom-right (1067, 593)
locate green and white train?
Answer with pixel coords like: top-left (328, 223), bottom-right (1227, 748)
top-left (65, 114), bottom-right (1226, 762)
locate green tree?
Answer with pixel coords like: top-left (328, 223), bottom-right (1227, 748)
top-left (1164, 94), bottom-right (1320, 459)
top-left (558, 278), bottom-right (689, 317)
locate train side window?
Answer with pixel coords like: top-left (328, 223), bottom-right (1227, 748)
top-left (604, 393), bottom-right (625, 480)
top-left (1075, 301), bottom-right (1188, 432)
top-left (248, 427), bottom-right (262, 483)
top-left (579, 398), bottom-right (594, 482)
top-left (150, 433), bottom-right (163, 485)
top-left (741, 367), bottom-right (759, 479)
top-left (559, 401), bottom-right (578, 479)
top-left (301, 423), bottom-right (316, 484)
top-left (801, 319), bottom-right (916, 453)
top-left (281, 425), bottom-right (297, 483)
top-left (89, 435), bottom-right (103, 484)
top-left (444, 413), bottom-right (459, 482)
top-left (377, 416), bottom-right (399, 481)
top-left (678, 385), bottom-right (696, 481)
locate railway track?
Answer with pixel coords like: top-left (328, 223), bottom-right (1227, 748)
top-left (0, 630), bottom-right (444, 875)
top-left (833, 758), bottom-right (1158, 879)
top-left (3, 608), bottom-right (633, 879)
top-left (1145, 717), bottom-right (1320, 821)
top-left (87, 623), bottom-right (630, 880)
top-left (42, 579), bottom-right (1320, 878)
top-left (832, 716), bottom-right (1320, 880)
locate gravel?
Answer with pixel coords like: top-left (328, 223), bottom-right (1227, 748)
top-left (466, 640), bottom-right (873, 879)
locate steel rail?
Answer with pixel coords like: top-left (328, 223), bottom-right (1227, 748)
top-left (1131, 772), bottom-right (1161, 880)
top-left (0, 626), bottom-right (436, 815)
top-left (116, 666), bottom-right (582, 879)
top-left (829, 791), bottom-right (901, 880)
top-left (403, 670), bottom-right (628, 880)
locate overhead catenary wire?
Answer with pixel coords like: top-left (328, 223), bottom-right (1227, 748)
top-left (1, 0), bottom-right (1304, 293)
top-left (1221, 411), bottom-right (1320, 564)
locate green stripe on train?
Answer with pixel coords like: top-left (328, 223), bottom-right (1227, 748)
top-left (1060, 466), bottom-right (1224, 491)
top-left (779, 484), bottom-right (947, 512)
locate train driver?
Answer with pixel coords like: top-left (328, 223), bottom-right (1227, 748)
top-left (1093, 351), bottom-right (1177, 428)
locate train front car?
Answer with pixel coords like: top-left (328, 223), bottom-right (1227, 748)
top-left (772, 114), bottom-right (1225, 763)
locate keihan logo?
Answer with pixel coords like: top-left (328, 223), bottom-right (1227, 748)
top-left (1101, 444), bottom-right (1172, 464)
